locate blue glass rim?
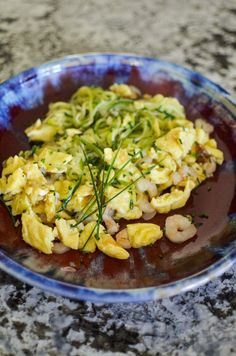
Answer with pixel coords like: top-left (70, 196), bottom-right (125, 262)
top-left (0, 247), bottom-right (235, 303)
top-left (0, 53), bottom-right (236, 303)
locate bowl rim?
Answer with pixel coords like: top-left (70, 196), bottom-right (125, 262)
top-left (0, 52), bottom-right (235, 97)
top-left (0, 52), bottom-right (236, 303)
top-left (0, 245), bottom-right (236, 303)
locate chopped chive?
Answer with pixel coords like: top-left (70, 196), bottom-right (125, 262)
top-left (196, 222), bottom-right (203, 227)
top-left (129, 199), bottom-right (134, 210)
top-left (199, 212), bottom-right (208, 219)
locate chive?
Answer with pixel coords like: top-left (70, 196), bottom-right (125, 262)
top-left (153, 144), bottom-right (161, 152)
top-left (199, 212), bottom-right (208, 219)
top-left (58, 175), bottom-right (82, 212)
top-left (122, 121), bottom-right (142, 139)
top-left (80, 137), bottom-right (103, 158)
top-left (196, 222), bottom-right (203, 227)
top-left (81, 222), bottom-right (98, 250)
top-left (97, 165), bottom-right (106, 239)
top-left (73, 143), bottom-right (122, 228)
top-left (104, 141), bottom-right (122, 187)
top-left (108, 150), bottom-right (140, 185)
top-left (27, 145), bottom-right (37, 157)
top-left (129, 199), bottom-right (134, 210)
top-left (73, 196), bottom-right (97, 226)
top-left (108, 99), bottom-right (133, 111)
top-left (148, 164), bottom-right (157, 171)
top-left (157, 107), bottom-right (175, 120)
top-left (64, 112), bottom-right (73, 118)
top-left (81, 169), bottom-right (155, 222)
top-left (81, 145), bottom-right (102, 240)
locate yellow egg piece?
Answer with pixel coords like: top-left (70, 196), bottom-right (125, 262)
top-left (195, 127), bottom-right (209, 145)
top-left (4, 168), bottom-right (27, 195)
top-left (11, 193), bottom-right (30, 216)
top-left (104, 148), bottom-right (130, 169)
top-left (106, 186), bottom-right (130, 216)
top-left (110, 83), bottom-right (138, 99)
top-left (2, 155), bottom-right (26, 176)
top-left (44, 192), bottom-right (57, 222)
top-left (67, 184), bottom-right (93, 212)
top-left (204, 142), bottom-right (224, 164)
top-left (149, 167), bottom-right (170, 185)
top-left (82, 235), bottom-right (97, 253)
top-left (25, 119), bottom-right (58, 142)
top-left (116, 206), bottom-right (142, 220)
top-left (22, 213), bottom-right (55, 254)
top-left (25, 186), bottom-right (48, 205)
top-left (96, 232), bottom-right (129, 259)
top-left (55, 218), bottom-right (80, 250)
top-left (156, 127), bottom-right (195, 160)
top-left (151, 179), bottom-right (195, 213)
top-left (127, 223), bottom-right (163, 248)
top-left (78, 221), bottom-right (98, 252)
top-left (0, 176), bottom-right (7, 195)
top-left (55, 180), bottom-right (74, 200)
top-left (24, 162), bottom-right (46, 185)
top-left (38, 148), bottom-right (72, 173)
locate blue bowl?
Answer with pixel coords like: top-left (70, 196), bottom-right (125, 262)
top-left (0, 53), bottom-right (236, 303)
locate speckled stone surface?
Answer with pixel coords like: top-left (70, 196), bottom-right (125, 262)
top-left (0, 0), bottom-right (236, 355)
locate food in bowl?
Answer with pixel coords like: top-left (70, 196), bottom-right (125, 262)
top-left (0, 84), bottom-right (224, 259)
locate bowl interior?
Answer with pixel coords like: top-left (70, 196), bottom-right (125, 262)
top-left (0, 54), bottom-right (236, 290)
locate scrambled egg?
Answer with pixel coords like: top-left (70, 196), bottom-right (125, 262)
top-left (55, 218), bottom-right (80, 250)
top-left (127, 223), bottom-right (163, 248)
top-left (96, 231), bottom-right (130, 259)
top-left (0, 84), bottom-right (224, 259)
top-left (151, 179), bottom-right (195, 214)
top-left (22, 213), bottom-right (55, 254)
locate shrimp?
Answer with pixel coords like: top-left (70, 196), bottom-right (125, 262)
top-left (203, 157), bottom-right (216, 177)
top-left (195, 118), bottom-right (214, 134)
top-left (172, 165), bottom-right (197, 185)
top-left (116, 228), bottom-right (131, 249)
top-left (165, 214), bottom-right (197, 243)
top-left (136, 178), bottom-right (158, 198)
top-left (142, 211), bottom-right (156, 221)
top-left (137, 192), bottom-right (156, 213)
top-left (52, 242), bottom-right (70, 254)
top-left (103, 205), bottom-right (119, 235)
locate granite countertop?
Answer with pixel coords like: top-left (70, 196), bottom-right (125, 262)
top-left (0, 0), bottom-right (236, 355)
